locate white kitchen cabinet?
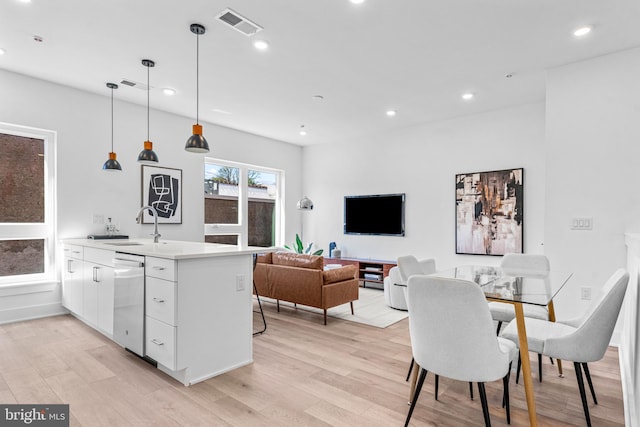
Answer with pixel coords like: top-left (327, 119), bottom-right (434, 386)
top-left (62, 244), bottom-right (83, 315)
top-left (84, 247), bottom-right (115, 336)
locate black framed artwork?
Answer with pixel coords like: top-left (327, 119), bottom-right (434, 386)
top-left (141, 165), bottom-right (182, 224)
top-left (455, 168), bottom-right (523, 255)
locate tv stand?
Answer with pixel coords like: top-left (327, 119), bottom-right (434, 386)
top-left (323, 257), bottom-right (396, 289)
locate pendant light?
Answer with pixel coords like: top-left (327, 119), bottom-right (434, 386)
top-left (137, 59), bottom-right (159, 163)
top-left (102, 82), bottom-right (122, 171)
top-left (185, 23), bottom-right (210, 153)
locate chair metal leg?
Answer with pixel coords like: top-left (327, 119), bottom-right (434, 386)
top-left (323, 309), bottom-right (327, 325)
top-left (496, 321), bottom-right (503, 335)
top-left (582, 362), bottom-right (598, 404)
top-left (406, 357), bottom-right (414, 382)
top-left (252, 254), bottom-right (267, 336)
top-left (538, 353), bottom-right (543, 382)
top-left (503, 362), bottom-right (512, 424)
top-left (435, 374), bottom-right (439, 400)
top-left (477, 382), bottom-right (492, 427)
top-left (574, 362), bottom-right (592, 427)
top-left (350, 301), bottom-right (354, 315)
top-left (516, 354), bottom-right (521, 384)
top-left (469, 382), bottom-right (474, 400)
top-left (252, 281), bottom-right (267, 336)
top-left (276, 299), bottom-right (280, 312)
top-left (405, 368), bottom-right (428, 427)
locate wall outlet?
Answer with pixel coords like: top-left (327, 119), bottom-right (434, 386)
top-left (92, 214), bottom-right (104, 224)
top-left (236, 275), bottom-right (246, 291)
top-left (581, 287), bottom-right (592, 300)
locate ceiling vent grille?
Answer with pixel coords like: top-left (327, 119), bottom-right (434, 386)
top-left (120, 79), bottom-right (150, 91)
top-left (216, 8), bottom-right (263, 36)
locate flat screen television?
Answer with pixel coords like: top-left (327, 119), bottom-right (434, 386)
top-left (344, 193), bottom-right (405, 236)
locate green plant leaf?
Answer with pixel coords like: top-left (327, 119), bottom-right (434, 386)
top-left (312, 249), bottom-right (324, 256)
top-left (295, 234), bottom-right (303, 253)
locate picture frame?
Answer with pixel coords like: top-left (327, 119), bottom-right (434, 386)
top-left (455, 168), bottom-right (523, 256)
top-left (141, 165), bottom-right (182, 224)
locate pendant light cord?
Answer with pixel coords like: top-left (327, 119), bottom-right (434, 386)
top-left (147, 64), bottom-right (150, 141)
top-left (196, 32), bottom-right (200, 125)
top-left (110, 87), bottom-right (114, 152)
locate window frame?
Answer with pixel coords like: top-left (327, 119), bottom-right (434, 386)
top-left (0, 122), bottom-right (57, 286)
top-left (204, 158), bottom-right (284, 247)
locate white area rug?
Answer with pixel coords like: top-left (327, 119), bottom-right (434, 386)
top-left (258, 287), bottom-right (408, 328)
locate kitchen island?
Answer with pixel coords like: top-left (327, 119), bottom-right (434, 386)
top-left (61, 238), bottom-right (271, 386)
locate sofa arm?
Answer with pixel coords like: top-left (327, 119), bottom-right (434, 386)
top-left (322, 278), bottom-right (359, 309)
top-left (323, 265), bottom-right (357, 284)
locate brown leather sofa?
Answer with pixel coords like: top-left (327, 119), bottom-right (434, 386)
top-left (254, 252), bottom-right (359, 324)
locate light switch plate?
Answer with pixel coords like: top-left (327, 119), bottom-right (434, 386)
top-left (571, 217), bottom-right (593, 230)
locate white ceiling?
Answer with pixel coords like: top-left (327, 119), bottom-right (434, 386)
top-left (1, 0), bottom-right (640, 146)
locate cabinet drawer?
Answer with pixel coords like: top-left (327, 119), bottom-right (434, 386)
top-left (146, 277), bottom-right (177, 326)
top-left (63, 244), bottom-right (83, 260)
top-left (145, 257), bottom-right (176, 281)
top-left (145, 316), bottom-right (176, 370)
top-left (84, 247), bottom-right (115, 266)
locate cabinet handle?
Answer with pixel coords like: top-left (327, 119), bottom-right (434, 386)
top-left (93, 266), bottom-right (101, 282)
top-left (72, 250), bottom-right (81, 254)
top-left (152, 266), bottom-right (166, 271)
top-left (151, 338), bottom-right (164, 346)
top-left (152, 297), bottom-right (165, 303)
top-left (67, 259), bottom-right (74, 274)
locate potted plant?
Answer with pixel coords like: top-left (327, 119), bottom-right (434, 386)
top-left (284, 233), bottom-right (323, 256)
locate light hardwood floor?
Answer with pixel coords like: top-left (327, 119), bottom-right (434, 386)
top-left (0, 302), bottom-right (625, 426)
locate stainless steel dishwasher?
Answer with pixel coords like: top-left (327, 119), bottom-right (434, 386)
top-left (113, 253), bottom-right (145, 357)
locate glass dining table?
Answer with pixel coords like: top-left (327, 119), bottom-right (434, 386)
top-left (400, 265), bottom-right (573, 427)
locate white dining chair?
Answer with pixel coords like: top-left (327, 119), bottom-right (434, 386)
top-left (405, 275), bottom-right (518, 426)
top-left (396, 256), bottom-right (437, 382)
top-left (500, 268), bottom-right (629, 427)
top-left (488, 253), bottom-right (552, 381)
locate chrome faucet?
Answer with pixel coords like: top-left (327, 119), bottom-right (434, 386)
top-left (136, 205), bottom-right (161, 243)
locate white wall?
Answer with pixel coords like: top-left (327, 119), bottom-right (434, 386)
top-left (302, 103), bottom-right (546, 270)
top-left (0, 69), bottom-right (303, 322)
top-left (544, 47), bottom-right (640, 325)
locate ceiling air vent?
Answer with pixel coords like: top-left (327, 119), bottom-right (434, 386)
top-left (216, 8), bottom-right (263, 36)
top-left (119, 79), bottom-right (150, 91)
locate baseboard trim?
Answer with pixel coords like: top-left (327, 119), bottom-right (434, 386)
top-left (0, 303), bottom-right (67, 325)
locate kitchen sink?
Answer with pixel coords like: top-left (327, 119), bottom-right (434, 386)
top-left (104, 242), bottom-right (144, 246)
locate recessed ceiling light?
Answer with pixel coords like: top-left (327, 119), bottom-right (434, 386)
top-left (253, 40), bottom-right (269, 50)
top-left (573, 26), bottom-right (592, 37)
top-left (162, 88), bottom-right (176, 96)
top-left (212, 108), bottom-right (232, 115)
top-left (386, 110), bottom-right (397, 117)
top-left (350, 0), bottom-right (366, 4)
top-left (461, 93), bottom-right (474, 101)
top-left (18, 0), bottom-right (32, 3)
top-left (299, 125), bottom-right (307, 136)
top-left (0, 48), bottom-right (6, 55)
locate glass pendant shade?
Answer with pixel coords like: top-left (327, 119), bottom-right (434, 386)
top-left (185, 124), bottom-right (209, 153)
top-left (138, 140), bottom-right (159, 164)
top-left (103, 152), bottom-right (122, 171)
top-left (185, 23), bottom-right (210, 153)
top-left (138, 59), bottom-right (159, 163)
top-left (297, 196), bottom-right (314, 210)
top-left (103, 82), bottom-right (122, 172)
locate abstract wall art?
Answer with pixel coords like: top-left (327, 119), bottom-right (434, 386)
top-left (141, 165), bottom-right (182, 224)
top-left (455, 168), bottom-right (523, 255)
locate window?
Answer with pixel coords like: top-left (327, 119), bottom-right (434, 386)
top-left (204, 159), bottom-right (282, 247)
top-left (0, 123), bottom-right (56, 285)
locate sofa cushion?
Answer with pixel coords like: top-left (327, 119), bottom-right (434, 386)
top-left (256, 252), bottom-right (273, 264)
top-left (272, 252), bottom-right (323, 270)
top-left (323, 265), bottom-right (357, 284)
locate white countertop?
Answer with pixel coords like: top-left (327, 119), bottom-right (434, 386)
top-left (62, 238), bottom-right (274, 260)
